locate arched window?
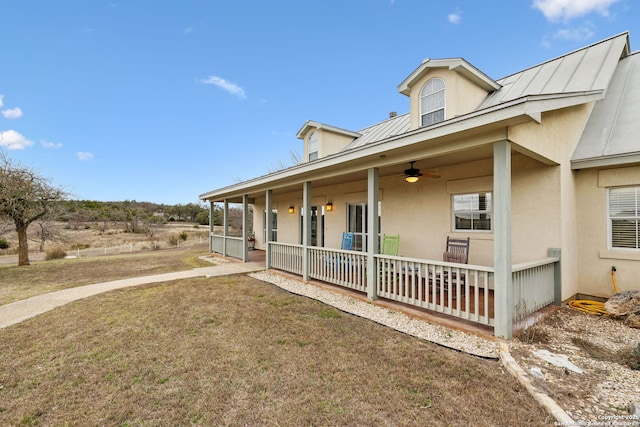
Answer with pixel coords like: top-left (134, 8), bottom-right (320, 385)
top-left (308, 131), bottom-right (318, 161)
top-left (420, 78), bottom-right (445, 127)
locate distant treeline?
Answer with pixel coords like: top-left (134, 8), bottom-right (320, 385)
top-left (56, 200), bottom-right (251, 231)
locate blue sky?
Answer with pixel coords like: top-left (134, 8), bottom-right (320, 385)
top-left (1, 0), bottom-right (638, 205)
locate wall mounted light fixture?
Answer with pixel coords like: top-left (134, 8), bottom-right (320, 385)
top-left (288, 205), bottom-right (295, 214)
top-left (326, 201), bottom-right (333, 212)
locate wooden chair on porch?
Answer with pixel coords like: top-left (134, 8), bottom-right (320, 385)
top-left (443, 236), bottom-right (470, 264)
top-left (439, 236), bottom-right (470, 296)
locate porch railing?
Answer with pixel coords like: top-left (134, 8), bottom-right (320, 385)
top-left (376, 255), bottom-right (494, 326)
top-left (308, 247), bottom-right (367, 293)
top-left (270, 242), bottom-right (304, 275)
top-left (266, 243), bottom-right (559, 331)
top-left (512, 257), bottom-right (559, 321)
top-left (210, 234), bottom-right (243, 259)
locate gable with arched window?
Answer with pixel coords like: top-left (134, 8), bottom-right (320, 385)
top-left (420, 78), bottom-right (445, 127)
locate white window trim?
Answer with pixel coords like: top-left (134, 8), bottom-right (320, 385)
top-left (308, 131), bottom-right (318, 161)
top-left (420, 77), bottom-right (446, 127)
top-left (452, 192), bottom-right (492, 233)
top-left (606, 187), bottom-right (640, 251)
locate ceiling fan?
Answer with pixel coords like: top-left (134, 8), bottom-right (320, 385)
top-left (403, 161), bottom-right (440, 183)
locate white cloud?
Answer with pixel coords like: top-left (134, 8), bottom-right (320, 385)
top-left (532, 0), bottom-right (620, 21)
top-left (0, 95), bottom-right (3, 108)
top-left (553, 23), bottom-right (595, 41)
top-left (0, 129), bottom-right (33, 150)
top-left (184, 26), bottom-right (194, 35)
top-left (2, 107), bottom-right (23, 119)
top-left (448, 10), bottom-right (462, 24)
top-left (41, 139), bottom-right (62, 149)
top-left (77, 151), bottom-right (94, 161)
top-left (200, 75), bottom-right (247, 99)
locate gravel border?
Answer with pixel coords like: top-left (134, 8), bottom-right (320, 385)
top-left (249, 270), bottom-right (501, 359)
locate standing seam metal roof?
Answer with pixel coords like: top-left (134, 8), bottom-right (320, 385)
top-left (341, 33), bottom-right (630, 154)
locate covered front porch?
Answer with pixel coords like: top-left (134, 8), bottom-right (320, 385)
top-left (206, 138), bottom-right (563, 339)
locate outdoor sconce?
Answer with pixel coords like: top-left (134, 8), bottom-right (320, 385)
top-left (326, 201), bottom-right (333, 212)
top-left (288, 205), bottom-right (295, 214)
top-left (404, 161), bottom-right (422, 183)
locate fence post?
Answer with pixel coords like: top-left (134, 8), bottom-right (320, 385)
top-left (548, 248), bottom-right (562, 305)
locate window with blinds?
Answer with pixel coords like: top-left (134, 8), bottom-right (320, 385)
top-left (609, 186), bottom-right (640, 250)
top-left (308, 132), bottom-right (318, 161)
top-left (420, 78), bottom-right (445, 127)
top-left (453, 192), bottom-right (492, 231)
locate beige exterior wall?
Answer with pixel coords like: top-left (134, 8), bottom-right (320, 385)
top-left (251, 153), bottom-right (562, 273)
top-left (406, 68), bottom-right (489, 130)
top-left (509, 104), bottom-right (594, 300)
top-left (575, 166), bottom-right (640, 297)
top-left (302, 129), bottom-right (356, 161)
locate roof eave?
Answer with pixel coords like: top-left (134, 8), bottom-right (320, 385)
top-left (398, 58), bottom-right (501, 96)
top-left (571, 153), bottom-right (640, 170)
top-left (295, 120), bottom-right (362, 139)
top-left (200, 92), bottom-right (603, 201)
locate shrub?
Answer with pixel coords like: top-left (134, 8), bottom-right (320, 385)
top-left (70, 243), bottom-right (91, 250)
top-left (168, 234), bottom-right (179, 246)
top-left (45, 246), bottom-right (67, 261)
top-left (0, 238), bottom-right (9, 249)
top-left (179, 231), bottom-right (188, 241)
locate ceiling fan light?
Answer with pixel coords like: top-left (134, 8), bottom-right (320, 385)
top-left (403, 161), bottom-right (422, 183)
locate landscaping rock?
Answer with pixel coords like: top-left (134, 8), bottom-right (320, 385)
top-left (605, 290), bottom-right (640, 328)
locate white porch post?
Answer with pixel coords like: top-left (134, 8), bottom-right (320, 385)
top-left (265, 190), bottom-right (273, 269)
top-left (366, 167), bottom-right (379, 300)
top-left (242, 194), bottom-right (249, 262)
top-left (208, 201), bottom-right (214, 253)
top-left (223, 199), bottom-right (229, 257)
top-left (302, 181), bottom-right (312, 281)
top-left (494, 140), bottom-right (513, 339)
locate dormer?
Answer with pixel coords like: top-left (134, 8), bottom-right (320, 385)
top-left (296, 121), bottom-right (361, 162)
top-left (398, 58), bottom-right (501, 131)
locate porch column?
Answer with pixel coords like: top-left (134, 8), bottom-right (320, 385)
top-left (242, 194), bottom-right (249, 262)
top-left (223, 199), bottom-right (229, 257)
top-left (494, 140), bottom-right (513, 339)
top-left (302, 181), bottom-right (312, 281)
top-left (208, 201), bottom-right (214, 253)
top-left (265, 190), bottom-right (273, 269)
top-left (366, 167), bottom-right (379, 300)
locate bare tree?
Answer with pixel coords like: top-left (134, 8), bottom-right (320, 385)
top-left (0, 152), bottom-right (68, 265)
top-left (34, 204), bottom-right (70, 252)
top-left (267, 149), bottom-right (302, 173)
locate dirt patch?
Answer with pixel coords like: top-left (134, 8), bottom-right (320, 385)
top-left (511, 307), bottom-right (640, 423)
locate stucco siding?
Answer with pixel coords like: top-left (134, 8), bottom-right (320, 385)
top-left (408, 68), bottom-right (489, 131)
top-left (575, 166), bottom-right (640, 297)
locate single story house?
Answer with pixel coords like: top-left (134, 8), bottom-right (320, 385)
top-left (200, 32), bottom-right (640, 339)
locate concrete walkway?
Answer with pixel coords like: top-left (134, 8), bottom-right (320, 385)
top-left (0, 262), bottom-right (265, 329)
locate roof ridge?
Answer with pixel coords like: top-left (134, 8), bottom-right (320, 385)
top-left (497, 31), bottom-right (629, 82)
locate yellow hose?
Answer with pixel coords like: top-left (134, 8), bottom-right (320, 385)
top-left (568, 267), bottom-right (619, 316)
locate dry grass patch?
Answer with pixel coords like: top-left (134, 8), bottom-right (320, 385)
top-left (0, 244), bottom-right (210, 305)
top-left (0, 275), bottom-right (552, 426)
